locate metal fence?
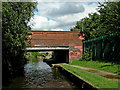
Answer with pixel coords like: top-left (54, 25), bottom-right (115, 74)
top-left (83, 34), bottom-right (120, 62)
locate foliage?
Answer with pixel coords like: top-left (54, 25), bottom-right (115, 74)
top-left (25, 52), bottom-right (32, 61)
top-left (2, 2), bottom-right (37, 84)
top-left (74, 13), bottom-right (101, 39)
top-left (97, 1), bottom-right (120, 35)
top-left (62, 64), bottom-right (118, 88)
top-left (31, 52), bottom-right (45, 62)
top-left (0, 1), bottom-right (1, 25)
top-left (82, 48), bottom-right (93, 61)
top-left (30, 52), bottom-right (40, 62)
top-left (25, 52), bottom-right (47, 62)
top-left (73, 1), bottom-right (120, 40)
top-left (70, 60), bottom-right (120, 74)
top-left (28, 32), bottom-right (32, 35)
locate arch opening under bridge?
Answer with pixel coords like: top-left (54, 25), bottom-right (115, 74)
top-left (26, 46), bottom-right (69, 63)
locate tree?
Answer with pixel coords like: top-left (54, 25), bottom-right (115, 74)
top-left (74, 13), bottom-right (101, 39)
top-left (2, 2), bottom-right (37, 85)
top-left (0, 1), bottom-right (1, 26)
top-left (73, 1), bottom-right (120, 40)
top-left (98, 1), bottom-right (120, 35)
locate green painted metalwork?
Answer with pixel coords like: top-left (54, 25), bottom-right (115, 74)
top-left (82, 34), bottom-right (120, 62)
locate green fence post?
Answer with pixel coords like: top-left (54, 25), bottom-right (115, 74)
top-left (112, 45), bottom-right (114, 60)
top-left (83, 41), bottom-right (85, 54)
top-left (102, 36), bottom-right (104, 60)
top-left (95, 42), bottom-right (96, 58)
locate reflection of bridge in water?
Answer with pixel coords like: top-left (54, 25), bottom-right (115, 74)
top-left (26, 30), bottom-right (85, 63)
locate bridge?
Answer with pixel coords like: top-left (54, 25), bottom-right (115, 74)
top-left (26, 30), bottom-right (85, 63)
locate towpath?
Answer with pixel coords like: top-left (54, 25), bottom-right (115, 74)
top-left (64, 64), bottom-right (119, 82)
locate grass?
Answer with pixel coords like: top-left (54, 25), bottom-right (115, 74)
top-left (70, 60), bottom-right (120, 74)
top-left (61, 64), bottom-right (119, 88)
top-left (31, 52), bottom-right (39, 62)
top-left (25, 52), bottom-right (46, 62)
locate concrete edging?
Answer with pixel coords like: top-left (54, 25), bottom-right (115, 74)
top-left (52, 64), bottom-right (99, 89)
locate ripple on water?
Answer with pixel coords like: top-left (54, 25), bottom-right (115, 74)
top-left (4, 61), bottom-right (79, 88)
top-left (24, 62), bottom-right (53, 88)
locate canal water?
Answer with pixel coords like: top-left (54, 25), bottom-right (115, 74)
top-left (3, 61), bottom-right (79, 89)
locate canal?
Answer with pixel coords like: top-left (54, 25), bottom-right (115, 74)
top-left (3, 61), bottom-right (79, 89)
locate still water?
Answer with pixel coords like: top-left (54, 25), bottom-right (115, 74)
top-left (4, 61), bottom-right (78, 89)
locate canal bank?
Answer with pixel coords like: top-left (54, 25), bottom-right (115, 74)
top-left (52, 64), bottom-right (98, 89)
top-left (52, 64), bottom-right (119, 89)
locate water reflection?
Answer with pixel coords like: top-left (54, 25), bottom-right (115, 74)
top-left (3, 61), bottom-right (78, 89)
top-left (24, 62), bottom-right (53, 88)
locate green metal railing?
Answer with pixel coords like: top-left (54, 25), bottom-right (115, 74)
top-left (83, 34), bottom-right (120, 62)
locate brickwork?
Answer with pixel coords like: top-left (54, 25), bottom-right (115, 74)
top-left (69, 46), bottom-right (83, 62)
top-left (30, 39), bottom-right (82, 46)
top-left (27, 31), bottom-right (85, 62)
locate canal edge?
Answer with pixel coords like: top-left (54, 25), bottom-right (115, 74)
top-left (52, 64), bottom-right (99, 89)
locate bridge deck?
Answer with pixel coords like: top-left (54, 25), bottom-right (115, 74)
top-left (26, 46), bottom-right (69, 51)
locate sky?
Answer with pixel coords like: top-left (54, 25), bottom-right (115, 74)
top-left (28, 0), bottom-right (104, 31)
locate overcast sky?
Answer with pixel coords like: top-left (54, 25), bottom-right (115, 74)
top-left (28, 0), bottom-right (104, 31)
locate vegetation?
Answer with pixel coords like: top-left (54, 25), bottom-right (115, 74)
top-left (70, 60), bottom-right (120, 74)
top-left (25, 52), bottom-right (53, 62)
top-left (2, 2), bottom-right (37, 85)
top-left (82, 48), bottom-right (93, 61)
top-left (73, 1), bottom-right (120, 40)
top-left (26, 52), bottom-right (47, 62)
top-left (62, 64), bottom-right (119, 88)
top-left (74, 1), bottom-right (120, 62)
top-left (0, 1), bottom-right (1, 26)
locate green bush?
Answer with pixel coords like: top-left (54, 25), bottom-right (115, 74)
top-left (25, 52), bottom-right (49, 62)
top-left (82, 48), bottom-right (93, 61)
top-left (25, 52), bottom-right (39, 62)
top-left (25, 52), bottom-right (32, 61)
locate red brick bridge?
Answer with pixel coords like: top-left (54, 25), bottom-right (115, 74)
top-left (27, 30), bottom-right (85, 63)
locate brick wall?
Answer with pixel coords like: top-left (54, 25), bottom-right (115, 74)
top-left (27, 31), bottom-right (85, 61)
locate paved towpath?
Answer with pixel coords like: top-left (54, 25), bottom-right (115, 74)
top-left (64, 64), bottom-right (119, 82)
